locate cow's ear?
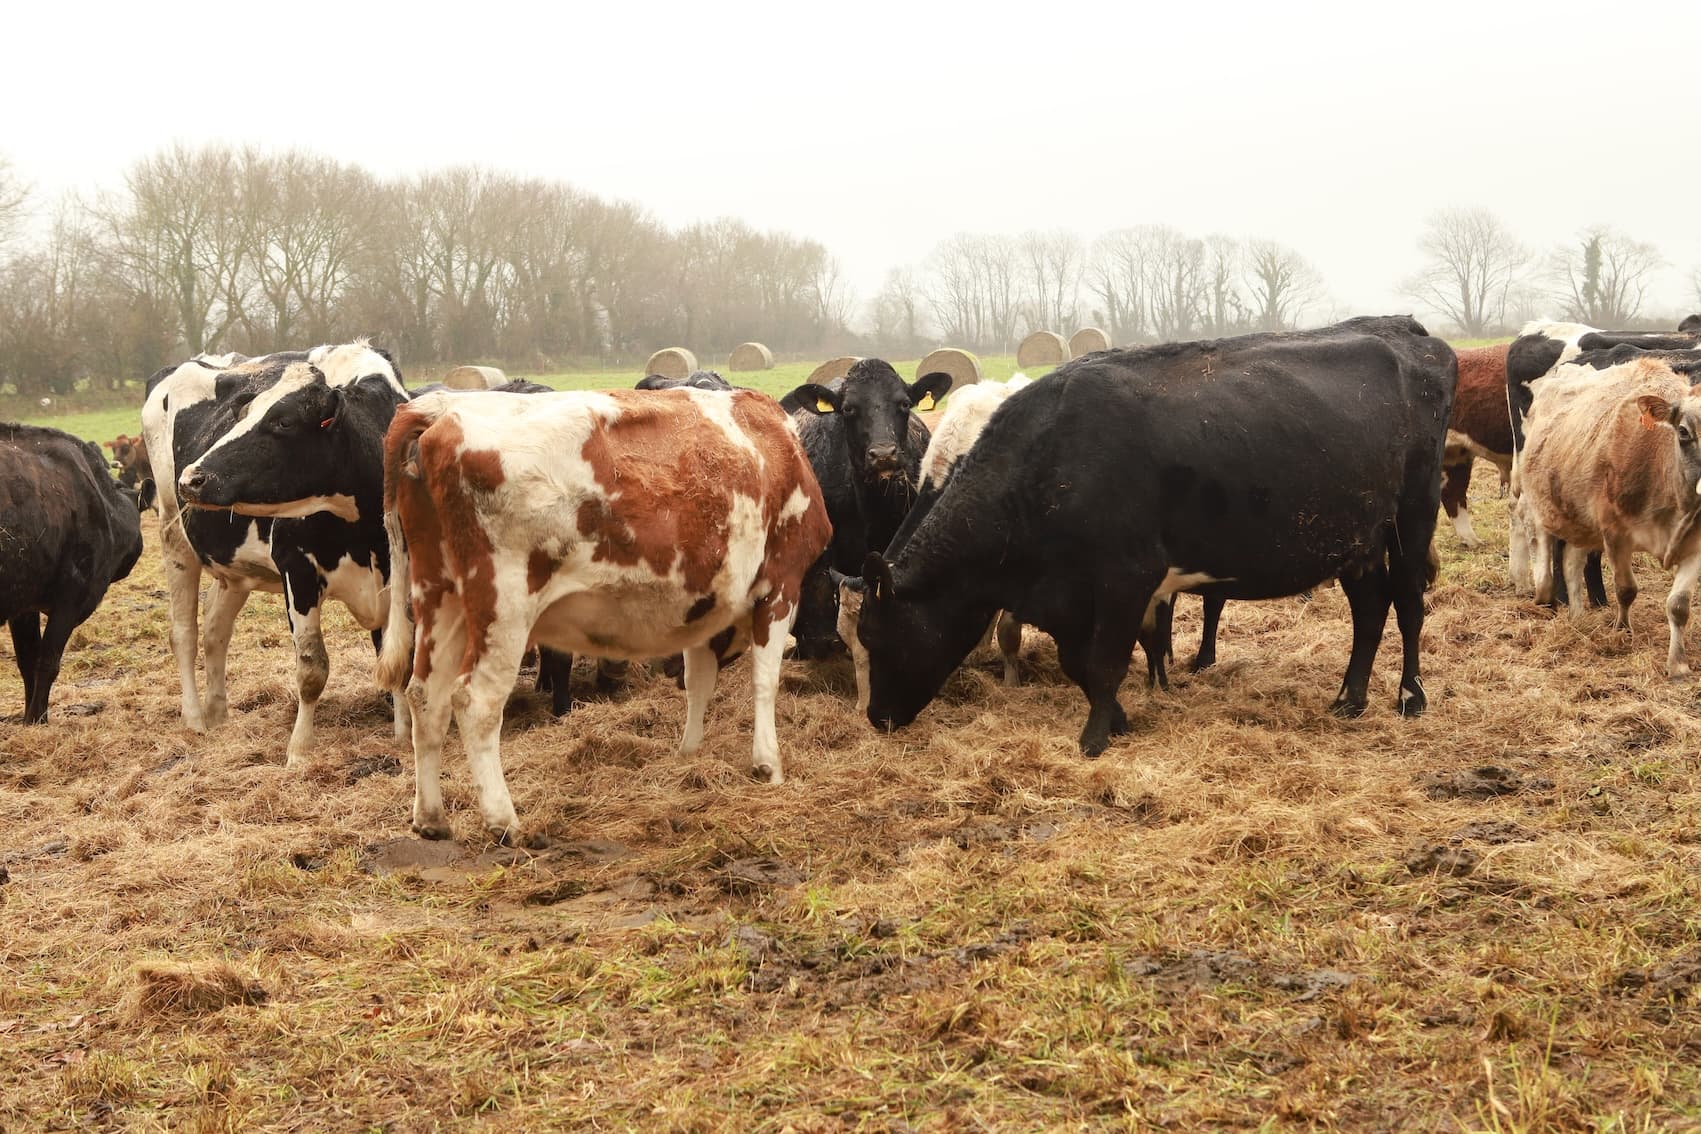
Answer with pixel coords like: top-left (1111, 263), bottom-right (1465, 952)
top-left (828, 566), bottom-right (866, 594)
top-left (1636, 394), bottom-right (1676, 431)
top-left (137, 478), bottom-right (157, 513)
top-left (861, 552), bottom-right (895, 601)
top-left (782, 383), bottom-right (841, 415)
top-left (908, 371), bottom-right (953, 414)
top-left (319, 384), bottom-right (344, 430)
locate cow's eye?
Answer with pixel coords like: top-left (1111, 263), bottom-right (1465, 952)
top-left (271, 417), bottom-right (297, 436)
top-left (1680, 424), bottom-right (1695, 444)
top-left (842, 405), bottom-right (858, 418)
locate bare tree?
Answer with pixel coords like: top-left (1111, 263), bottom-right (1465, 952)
top-left (1018, 229), bottom-right (1082, 334)
top-left (810, 254), bottom-right (855, 341)
top-left (1546, 224), bottom-right (1664, 326)
top-left (1244, 239), bottom-right (1324, 331)
top-left (1145, 226), bottom-right (1206, 342)
top-left (869, 267), bottom-right (928, 353)
top-left (1086, 228), bottom-right (1158, 344)
top-left (1401, 207), bottom-right (1528, 337)
top-left (0, 154), bottom-right (28, 250)
top-left (1199, 235), bottom-right (1247, 336)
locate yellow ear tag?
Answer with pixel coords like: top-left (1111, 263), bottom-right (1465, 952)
top-left (916, 393), bottom-right (936, 412)
top-left (816, 397), bottom-right (835, 413)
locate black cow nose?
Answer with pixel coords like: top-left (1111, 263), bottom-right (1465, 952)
top-left (867, 444), bottom-right (899, 466)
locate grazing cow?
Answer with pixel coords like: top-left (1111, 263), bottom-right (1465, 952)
top-left (142, 343), bottom-right (411, 763)
top-left (834, 375), bottom-right (1033, 707)
top-left (780, 360), bottom-right (953, 658)
top-left (635, 369), bottom-right (734, 391)
top-left (375, 386), bottom-right (831, 846)
top-left (845, 316), bottom-right (1456, 756)
top-left (1439, 344), bottom-right (1514, 548)
top-left (1506, 323), bottom-right (1701, 598)
top-left (0, 425), bottom-right (146, 722)
top-left (104, 433), bottom-right (152, 491)
top-left (1515, 356), bottom-right (1701, 675)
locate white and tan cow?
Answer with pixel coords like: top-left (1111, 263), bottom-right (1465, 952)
top-left (376, 386), bottom-right (832, 846)
top-left (1515, 356), bottom-right (1701, 676)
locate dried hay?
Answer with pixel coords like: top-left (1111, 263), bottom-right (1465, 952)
top-left (727, 342), bottom-right (774, 372)
top-left (0, 466), bottom-right (1694, 1129)
top-left (1069, 326), bottom-right (1111, 356)
top-left (644, 348), bottom-right (697, 381)
top-left (442, 365), bottom-right (506, 391)
top-left (805, 356), bottom-right (861, 385)
top-left (916, 348), bottom-right (982, 395)
top-left (120, 960), bottom-right (267, 1023)
top-left (1016, 331), bottom-right (1068, 368)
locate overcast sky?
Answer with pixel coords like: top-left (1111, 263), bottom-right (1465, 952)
top-left (5, 0), bottom-right (1699, 323)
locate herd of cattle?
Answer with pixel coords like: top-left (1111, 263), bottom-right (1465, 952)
top-left (2, 313), bottom-right (1697, 846)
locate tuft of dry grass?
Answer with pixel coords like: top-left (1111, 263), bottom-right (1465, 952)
top-left (0, 459), bottom-right (1695, 1131)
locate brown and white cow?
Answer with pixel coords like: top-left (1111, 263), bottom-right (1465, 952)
top-left (375, 386), bottom-right (832, 846)
top-left (1440, 344), bottom-right (1513, 547)
top-left (104, 433), bottom-right (152, 493)
top-left (1515, 356), bottom-right (1701, 676)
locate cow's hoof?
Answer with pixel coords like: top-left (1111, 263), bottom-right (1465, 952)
top-left (1109, 705), bottom-right (1131, 736)
top-left (750, 763), bottom-right (783, 785)
top-left (1329, 696), bottom-right (1367, 720)
top-left (489, 826), bottom-right (546, 850)
top-left (412, 820), bottom-right (452, 841)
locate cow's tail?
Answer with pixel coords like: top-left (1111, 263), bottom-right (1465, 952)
top-left (376, 403), bottom-right (434, 693)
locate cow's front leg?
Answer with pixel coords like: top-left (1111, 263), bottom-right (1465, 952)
top-left (163, 525), bottom-right (207, 730)
top-left (200, 579), bottom-right (250, 729)
top-left (282, 572), bottom-right (329, 768)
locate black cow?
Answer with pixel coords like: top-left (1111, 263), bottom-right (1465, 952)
top-left (1679, 314), bottom-right (1701, 334)
top-left (848, 316), bottom-right (1456, 756)
top-left (635, 370), bottom-right (734, 391)
top-left (142, 343), bottom-right (410, 764)
top-left (1, 424), bottom-right (146, 722)
top-left (1505, 322), bottom-right (1701, 603)
top-left (780, 360), bottom-right (953, 658)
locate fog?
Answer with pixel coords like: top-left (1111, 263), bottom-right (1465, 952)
top-left (5, 0), bottom-right (1699, 324)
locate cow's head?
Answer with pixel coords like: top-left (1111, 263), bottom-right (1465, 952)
top-left (852, 551), bottom-right (996, 734)
top-left (1640, 384), bottom-right (1701, 545)
top-left (177, 361), bottom-right (388, 522)
top-left (785, 361), bottom-right (952, 480)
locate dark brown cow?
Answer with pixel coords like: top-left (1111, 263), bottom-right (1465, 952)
top-left (2, 425), bottom-right (146, 722)
top-left (1440, 344), bottom-right (1513, 547)
top-left (376, 387), bottom-right (831, 846)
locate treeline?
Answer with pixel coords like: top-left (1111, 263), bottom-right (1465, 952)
top-left (869, 228), bottom-right (1330, 356)
top-left (0, 147), bottom-right (853, 396)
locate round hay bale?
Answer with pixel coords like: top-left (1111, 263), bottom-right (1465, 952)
top-left (443, 365), bottom-right (507, 391)
top-left (915, 348), bottom-right (982, 395)
top-left (806, 356), bottom-right (862, 385)
top-left (1016, 331), bottom-right (1068, 368)
top-left (645, 348), bottom-right (698, 382)
top-left (727, 342), bottom-right (774, 372)
top-left (1069, 327), bottom-right (1111, 357)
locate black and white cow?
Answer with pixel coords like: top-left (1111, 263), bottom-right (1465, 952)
top-left (1505, 322), bottom-right (1701, 600)
top-left (1, 424), bottom-right (147, 722)
top-left (845, 316), bottom-right (1456, 756)
top-left (141, 342), bottom-right (410, 764)
top-left (635, 370), bottom-right (734, 391)
top-left (780, 360), bottom-right (953, 659)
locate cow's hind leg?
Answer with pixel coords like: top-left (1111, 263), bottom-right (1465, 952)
top-left (1584, 551), bottom-right (1608, 609)
top-left (200, 580), bottom-right (250, 729)
top-left (1441, 460), bottom-right (1479, 547)
top-left (451, 630), bottom-right (533, 847)
top-left (1604, 538), bottom-right (1639, 634)
top-left (406, 613), bottom-right (461, 841)
top-left (1561, 546), bottom-right (1593, 623)
top-left (748, 613), bottom-right (794, 784)
top-left (1191, 593), bottom-right (1225, 673)
top-left (679, 643), bottom-right (720, 758)
top-left (1331, 567), bottom-right (1391, 718)
top-left (9, 614), bottom-right (41, 720)
top-left (372, 629), bottom-right (412, 742)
